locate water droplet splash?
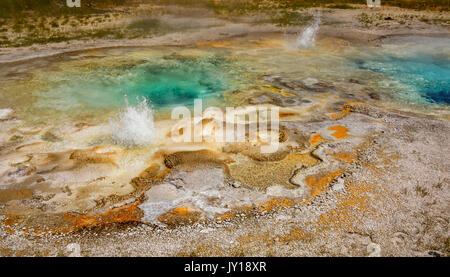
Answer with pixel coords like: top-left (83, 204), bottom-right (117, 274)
top-left (110, 97), bottom-right (156, 147)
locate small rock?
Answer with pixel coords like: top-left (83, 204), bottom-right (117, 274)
top-left (199, 228), bottom-right (214, 234)
top-left (349, 78), bottom-right (363, 84)
top-left (303, 78), bottom-right (319, 87)
top-left (168, 178), bottom-right (185, 188)
top-left (231, 181), bottom-right (241, 188)
top-left (65, 243), bottom-right (81, 257)
top-left (368, 92), bottom-right (381, 100)
top-left (427, 250), bottom-right (443, 257)
top-left (367, 242), bottom-right (381, 257)
top-left (331, 178), bottom-right (345, 192)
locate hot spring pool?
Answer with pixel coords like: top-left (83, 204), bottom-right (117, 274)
top-left (1, 35), bottom-right (449, 127)
top-left (34, 51), bottom-right (246, 111)
top-left (352, 36), bottom-right (450, 105)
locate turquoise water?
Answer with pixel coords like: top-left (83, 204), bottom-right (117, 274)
top-left (353, 38), bottom-right (450, 105)
top-left (122, 55), bottom-right (239, 107)
top-left (36, 54), bottom-right (243, 111)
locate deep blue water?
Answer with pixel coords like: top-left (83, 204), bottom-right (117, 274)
top-left (354, 50), bottom-right (450, 105)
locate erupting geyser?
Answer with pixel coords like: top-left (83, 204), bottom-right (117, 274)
top-left (296, 14), bottom-right (321, 49)
top-left (110, 97), bottom-right (156, 147)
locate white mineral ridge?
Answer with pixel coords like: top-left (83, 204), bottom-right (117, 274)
top-left (0, 108), bottom-right (13, 120)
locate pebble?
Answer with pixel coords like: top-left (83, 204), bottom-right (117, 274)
top-left (367, 242), bottom-right (381, 257)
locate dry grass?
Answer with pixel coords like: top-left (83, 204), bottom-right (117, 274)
top-left (0, 0), bottom-right (448, 47)
top-left (1, 0), bottom-right (448, 19)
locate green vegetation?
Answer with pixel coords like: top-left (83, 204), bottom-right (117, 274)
top-left (0, 0), bottom-right (128, 18)
top-left (327, 4), bottom-right (356, 9)
top-left (127, 18), bottom-right (161, 32)
top-left (0, 0), bottom-right (448, 48)
top-left (432, 182), bottom-right (443, 189)
top-left (357, 12), bottom-right (374, 27)
top-left (383, 0), bottom-right (449, 11)
top-left (270, 11), bottom-right (313, 27)
top-left (163, 0), bottom-right (449, 13)
top-left (415, 185), bottom-right (429, 197)
top-left (0, 0), bottom-right (448, 19)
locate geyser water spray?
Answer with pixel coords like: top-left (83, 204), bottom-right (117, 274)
top-left (110, 97), bottom-right (156, 147)
top-left (296, 13), bottom-right (321, 49)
